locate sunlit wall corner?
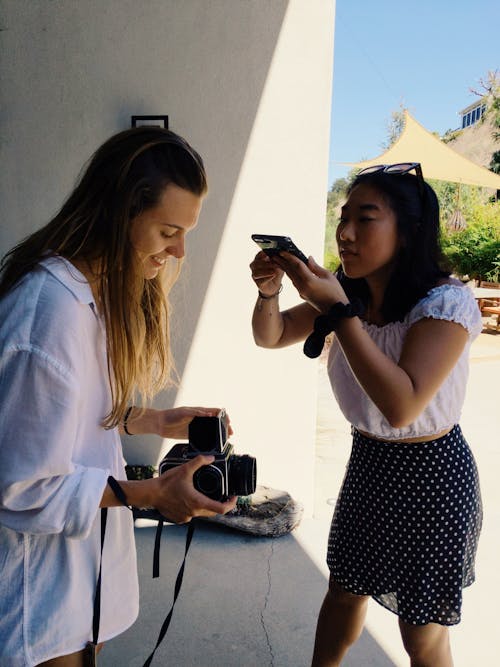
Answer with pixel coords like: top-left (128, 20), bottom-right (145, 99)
top-left (175, 0), bottom-right (336, 516)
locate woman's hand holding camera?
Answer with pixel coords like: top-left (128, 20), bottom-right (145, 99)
top-left (122, 406), bottom-right (233, 439)
top-left (250, 251), bottom-right (284, 297)
top-left (116, 406), bottom-right (237, 522)
top-left (151, 455), bottom-right (237, 524)
top-left (154, 406), bottom-right (233, 439)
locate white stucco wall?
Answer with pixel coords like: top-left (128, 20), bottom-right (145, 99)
top-left (0, 0), bottom-right (335, 515)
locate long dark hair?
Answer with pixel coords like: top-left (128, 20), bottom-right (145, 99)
top-left (0, 127), bottom-right (207, 427)
top-left (337, 171), bottom-right (449, 322)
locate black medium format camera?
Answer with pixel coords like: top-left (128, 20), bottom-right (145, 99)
top-left (159, 410), bottom-right (256, 501)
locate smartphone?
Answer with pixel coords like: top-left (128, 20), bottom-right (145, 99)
top-left (251, 234), bottom-right (308, 264)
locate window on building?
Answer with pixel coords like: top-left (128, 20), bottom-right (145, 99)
top-left (460, 102), bottom-right (487, 129)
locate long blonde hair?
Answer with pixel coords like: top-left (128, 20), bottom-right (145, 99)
top-left (0, 127), bottom-right (207, 427)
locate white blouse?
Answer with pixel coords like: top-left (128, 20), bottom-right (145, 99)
top-left (327, 284), bottom-right (483, 441)
top-left (0, 256), bottom-right (139, 665)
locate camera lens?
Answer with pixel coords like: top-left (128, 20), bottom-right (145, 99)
top-left (228, 454), bottom-right (257, 496)
top-left (193, 465), bottom-right (224, 500)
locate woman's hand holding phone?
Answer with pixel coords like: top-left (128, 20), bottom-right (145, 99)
top-left (272, 253), bottom-right (348, 313)
top-left (250, 251), bottom-right (284, 297)
top-left (250, 233), bottom-right (347, 308)
top-left (251, 234), bottom-right (309, 264)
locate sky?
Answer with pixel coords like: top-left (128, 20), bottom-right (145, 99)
top-left (328, 0), bottom-right (500, 188)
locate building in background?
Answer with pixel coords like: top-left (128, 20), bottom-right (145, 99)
top-left (460, 98), bottom-right (487, 129)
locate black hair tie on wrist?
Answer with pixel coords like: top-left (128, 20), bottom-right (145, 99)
top-left (107, 476), bottom-right (132, 509)
top-left (303, 298), bottom-right (365, 359)
top-left (123, 406), bottom-right (134, 436)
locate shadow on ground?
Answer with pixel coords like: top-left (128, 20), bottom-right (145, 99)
top-left (101, 521), bottom-right (396, 667)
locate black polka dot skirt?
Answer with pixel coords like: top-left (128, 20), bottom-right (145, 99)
top-left (326, 425), bottom-right (482, 626)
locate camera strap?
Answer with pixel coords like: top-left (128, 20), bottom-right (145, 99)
top-left (85, 505), bottom-right (108, 664)
top-left (144, 518), bottom-right (195, 666)
top-left (103, 475), bottom-right (196, 667)
top-left (88, 477), bottom-right (132, 658)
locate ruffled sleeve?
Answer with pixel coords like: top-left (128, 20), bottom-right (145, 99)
top-left (407, 284), bottom-right (483, 338)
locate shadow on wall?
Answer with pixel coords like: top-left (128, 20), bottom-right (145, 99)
top-left (117, 1), bottom-right (293, 463)
top-left (0, 1), bottom-right (327, 483)
top-left (0, 1), bottom-right (290, 400)
top-left (100, 522), bottom-right (397, 667)
top-left (156, 1), bottom-right (292, 399)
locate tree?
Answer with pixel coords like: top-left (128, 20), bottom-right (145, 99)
top-left (438, 72), bottom-right (500, 278)
top-left (432, 180), bottom-right (500, 281)
top-left (382, 103), bottom-right (406, 150)
top-left (441, 212), bottom-right (500, 282)
top-left (470, 70), bottom-right (500, 140)
top-left (324, 170), bottom-right (358, 272)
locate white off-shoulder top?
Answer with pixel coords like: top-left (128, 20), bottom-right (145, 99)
top-left (327, 284), bottom-right (483, 441)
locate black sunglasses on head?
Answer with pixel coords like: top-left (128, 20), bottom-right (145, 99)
top-left (357, 162), bottom-right (425, 199)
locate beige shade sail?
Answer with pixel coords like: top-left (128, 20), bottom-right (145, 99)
top-left (346, 111), bottom-right (500, 189)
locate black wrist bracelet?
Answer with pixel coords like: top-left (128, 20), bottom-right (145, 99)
top-left (107, 476), bottom-right (132, 510)
top-left (123, 406), bottom-right (134, 436)
top-left (303, 298), bottom-right (365, 359)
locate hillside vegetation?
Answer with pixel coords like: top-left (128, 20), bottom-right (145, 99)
top-left (325, 73), bottom-right (500, 281)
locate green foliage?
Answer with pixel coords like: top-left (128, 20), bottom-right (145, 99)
top-left (324, 171), bottom-right (357, 272)
top-left (440, 203), bottom-right (500, 281)
top-left (429, 179), bottom-right (486, 224)
top-left (490, 97), bottom-right (500, 141)
top-left (324, 187), bottom-right (341, 271)
top-left (435, 166), bottom-right (500, 283)
top-left (435, 71), bottom-right (500, 280)
top-left (441, 128), bottom-right (463, 144)
top-left (490, 150), bottom-right (500, 174)
top-left (322, 177), bottom-right (500, 281)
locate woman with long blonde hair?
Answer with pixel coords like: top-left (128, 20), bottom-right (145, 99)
top-left (0, 127), bottom-right (236, 666)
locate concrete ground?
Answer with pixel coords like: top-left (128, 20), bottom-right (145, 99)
top-left (101, 326), bottom-right (499, 667)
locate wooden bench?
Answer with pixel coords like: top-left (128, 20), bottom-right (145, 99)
top-left (477, 280), bottom-right (500, 314)
top-left (482, 305), bottom-right (500, 332)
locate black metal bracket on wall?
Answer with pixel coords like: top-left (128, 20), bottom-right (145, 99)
top-left (131, 115), bottom-right (169, 129)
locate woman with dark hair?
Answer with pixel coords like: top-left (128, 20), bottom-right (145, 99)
top-left (0, 127), bottom-right (236, 666)
top-left (250, 164), bottom-right (482, 666)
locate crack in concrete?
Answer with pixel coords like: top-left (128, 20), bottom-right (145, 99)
top-left (260, 539), bottom-right (276, 666)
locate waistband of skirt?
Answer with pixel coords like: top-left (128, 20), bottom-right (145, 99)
top-left (351, 424), bottom-right (462, 447)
